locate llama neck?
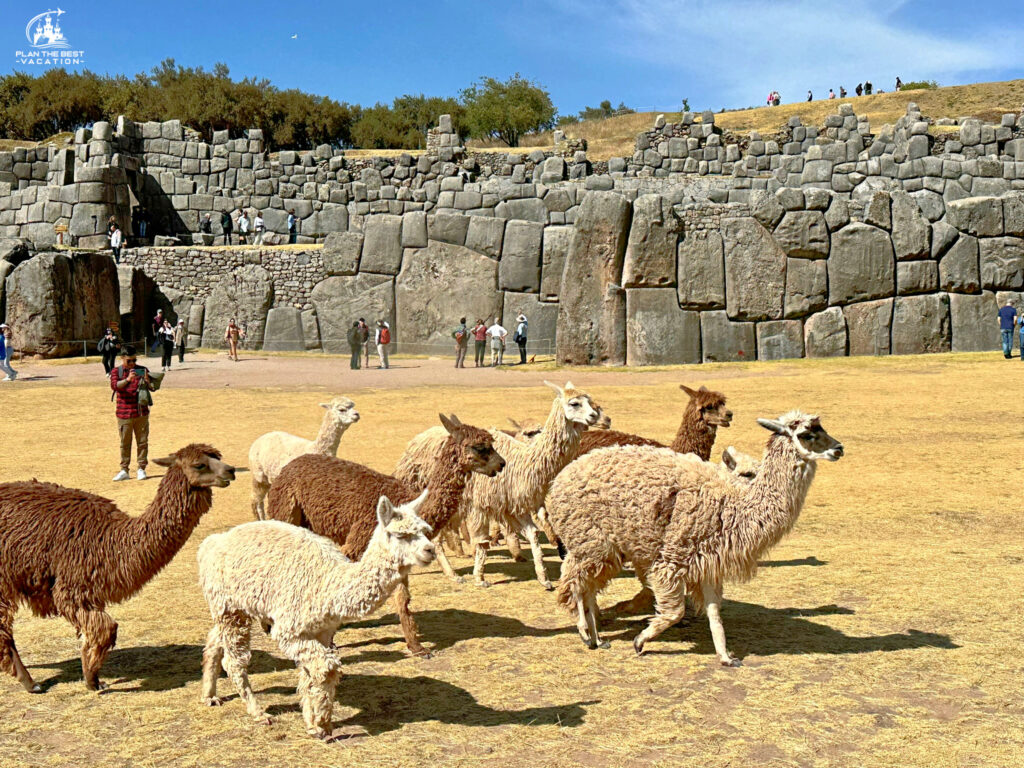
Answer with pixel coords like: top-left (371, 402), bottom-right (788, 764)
top-left (527, 398), bottom-right (585, 488)
top-left (115, 469), bottom-right (212, 600)
top-left (312, 415), bottom-right (347, 455)
top-left (326, 530), bottom-right (406, 619)
top-left (670, 406), bottom-right (716, 460)
top-left (420, 438), bottom-right (470, 535)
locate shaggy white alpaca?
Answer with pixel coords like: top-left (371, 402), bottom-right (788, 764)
top-left (248, 397), bottom-right (359, 519)
top-left (197, 491), bottom-right (433, 739)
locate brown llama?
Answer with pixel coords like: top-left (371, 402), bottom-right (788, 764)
top-left (0, 444), bottom-right (236, 693)
top-left (266, 414), bottom-right (504, 657)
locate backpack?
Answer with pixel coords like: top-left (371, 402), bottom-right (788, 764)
top-left (379, 326), bottom-right (391, 345)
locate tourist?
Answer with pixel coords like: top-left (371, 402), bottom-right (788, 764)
top-left (347, 321), bottom-right (362, 370)
top-left (110, 346), bottom-right (150, 481)
top-left (807, 90), bottom-right (813, 102)
top-left (253, 210), bottom-right (266, 245)
top-left (287, 209), bottom-right (298, 244)
top-left (828, 89), bottom-right (836, 100)
top-left (110, 223), bottom-right (123, 264)
top-left (487, 317), bottom-right (507, 366)
top-left (106, 215), bottom-right (117, 239)
top-left (472, 318), bottom-right (487, 367)
top-left (220, 210), bottom-right (234, 246)
top-left (0, 323), bottom-right (16, 382)
top-left (151, 308), bottom-right (164, 353)
top-left (97, 327), bottom-right (120, 375)
top-left (999, 300), bottom-right (1017, 358)
top-left (864, 81), bottom-right (873, 95)
top-left (131, 207), bottom-right (141, 238)
top-left (773, 91), bottom-right (780, 106)
top-left (375, 319), bottom-right (391, 369)
top-left (237, 209), bottom-right (250, 245)
top-left (224, 318), bottom-right (243, 362)
top-left (855, 83), bottom-right (863, 97)
top-left (174, 319), bottom-right (186, 364)
top-left (358, 317), bottom-right (371, 368)
top-left (200, 213), bottom-right (213, 235)
top-left (514, 314), bottom-right (529, 365)
top-left (895, 77), bottom-right (903, 91)
top-left (452, 316), bottom-right (469, 368)
top-left (138, 206), bottom-right (149, 239)
top-left (839, 86), bottom-right (847, 98)
top-left (160, 319), bottom-right (175, 371)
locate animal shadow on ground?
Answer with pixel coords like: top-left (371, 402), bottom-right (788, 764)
top-left (601, 600), bottom-right (958, 658)
top-left (28, 644), bottom-right (291, 693)
top-left (758, 556), bottom-right (828, 567)
top-left (342, 608), bottom-right (570, 655)
top-left (450, 547), bottom-right (560, 584)
top-left (262, 673), bottom-right (597, 735)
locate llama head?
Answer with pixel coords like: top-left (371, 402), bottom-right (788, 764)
top-left (681, 384), bottom-right (732, 429)
top-left (152, 444), bottom-right (236, 488)
top-left (376, 491), bottom-right (436, 568)
top-left (721, 446), bottom-right (760, 481)
top-left (320, 397), bottom-right (360, 427)
top-left (757, 412), bottom-right (844, 462)
top-left (544, 380), bottom-right (603, 429)
top-left (506, 417), bottom-right (545, 440)
top-left (439, 413), bottom-right (506, 477)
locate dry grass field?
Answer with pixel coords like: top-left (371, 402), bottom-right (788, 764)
top-left (0, 352), bottom-right (1021, 767)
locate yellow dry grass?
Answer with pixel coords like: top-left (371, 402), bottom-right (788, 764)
top-left (0, 352), bottom-right (1022, 767)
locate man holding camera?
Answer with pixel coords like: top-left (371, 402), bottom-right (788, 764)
top-left (110, 345), bottom-right (151, 482)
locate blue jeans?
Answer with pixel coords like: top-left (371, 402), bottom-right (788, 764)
top-left (1002, 330), bottom-right (1013, 356)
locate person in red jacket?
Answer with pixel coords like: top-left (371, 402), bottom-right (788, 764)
top-left (110, 346), bottom-right (152, 482)
top-left (471, 318), bottom-right (488, 367)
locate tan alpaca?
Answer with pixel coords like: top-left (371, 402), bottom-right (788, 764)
top-left (198, 492), bottom-right (434, 740)
top-left (248, 397), bottom-right (359, 519)
top-left (547, 412), bottom-right (843, 662)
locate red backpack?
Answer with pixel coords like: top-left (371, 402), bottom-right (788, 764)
top-left (379, 326), bottom-right (391, 345)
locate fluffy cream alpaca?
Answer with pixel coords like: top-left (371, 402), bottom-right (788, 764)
top-left (248, 397), bottom-right (359, 519)
top-left (197, 491), bottom-right (433, 739)
top-left (548, 412), bottom-right (843, 663)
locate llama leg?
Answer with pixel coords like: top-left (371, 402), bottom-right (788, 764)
top-left (0, 603), bottom-right (39, 693)
top-left (433, 539), bottom-right (464, 584)
top-left (201, 624), bottom-right (226, 705)
top-left (292, 641), bottom-right (341, 739)
top-left (392, 577), bottom-right (430, 658)
top-left (219, 615), bottom-right (270, 723)
top-left (251, 477), bottom-right (268, 520)
top-left (504, 523), bottom-right (526, 562)
top-left (703, 581), bottom-right (740, 667)
top-left (612, 562), bottom-right (655, 615)
top-left (585, 592), bottom-right (608, 649)
top-left (472, 541), bottom-right (491, 587)
top-left (559, 553), bottom-right (597, 648)
top-left (521, 519), bottom-right (553, 590)
top-left (77, 609), bottom-right (118, 691)
top-left (633, 576), bottom-right (686, 656)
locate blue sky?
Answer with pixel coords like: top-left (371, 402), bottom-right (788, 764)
top-left (5, 0), bottom-right (1022, 114)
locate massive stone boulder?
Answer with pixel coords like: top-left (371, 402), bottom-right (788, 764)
top-left (5, 251), bottom-right (119, 356)
top-left (804, 307), bottom-right (847, 357)
top-left (945, 196), bottom-right (1003, 237)
top-left (263, 306), bottom-right (305, 351)
top-left (500, 220), bottom-right (543, 292)
top-left (843, 299), bottom-right (893, 356)
top-left (396, 241), bottom-right (501, 354)
top-left (502, 292), bottom-right (558, 356)
top-left (322, 232), bottom-right (362, 276)
top-left (201, 264), bottom-right (274, 349)
top-left (891, 293), bottom-right (951, 355)
top-left (677, 231), bottom-right (725, 309)
top-left (557, 192), bottom-right (632, 365)
top-left (784, 258), bottom-right (828, 318)
top-left (722, 217), bottom-right (785, 321)
top-left (625, 288), bottom-right (701, 365)
top-left (700, 310), bottom-right (755, 362)
top-left (949, 291), bottom-right (999, 352)
top-left (756, 319), bottom-right (804, 361)
top-left (828, 223), bottom-right (895, 304)
top-left (359, 214), bottom-right (403, 274)
top-left (979, 236), bottom-right (1024, 290)
top-left (540, 225), bottom-right (572, 301)
top-left (311, 273), bottom-right (394, 354)
top-left (622, 194), bottom-right (680, 287)
top-left (890, 190), bottom-right (932, 260)
top-left (773, 211), bottom-right (829, 259)
top-left (938, 235), bottom-right (980, 293)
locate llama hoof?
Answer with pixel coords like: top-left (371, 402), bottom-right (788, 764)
top-left (598, 640), bottom-right (611, 650)
top-left (255, 715), bottom-right (274, 726)
top-left (582, 636), bottom-right (598, 650)
top-left (411, 649), bottom-right (433, 660)
top-left (29, 683), bottom-right (43, 694)
top-left (633, 637), bottom-right (646, 656)
top-left (475, 579), bottom-right (491, 588)
top-left (310, 727), bottom-right (332, 741)
top-left (203, 696), bottom-right (224, 707)
top-left (720, 657), bottom-right (742, 668)
top-left (540, 580), bottom-right (554, 591)
top-left (512, 554), bottom-right (528, 563)
top-left (453, 576), bottom-right (466, 585)
top-left (87, 680), bottom-right (109, 692)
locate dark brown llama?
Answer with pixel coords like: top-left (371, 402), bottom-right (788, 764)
top-left (0, 444), bottom-right (235, 693)
top-left (266, 414), bottom-right (504, 657)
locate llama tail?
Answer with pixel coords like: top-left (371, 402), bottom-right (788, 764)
top-left (555, 551), bottom-right (622, 615)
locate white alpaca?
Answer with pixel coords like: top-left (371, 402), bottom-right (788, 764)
top-left (395, 381), bottom-right (602, 590)
top-left (248, 397), bottom-right (359, 519)
top-left (197, 491), bottom-right (433, 739)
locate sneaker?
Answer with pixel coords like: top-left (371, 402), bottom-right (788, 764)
top-left (112, 470), bottom-right (129, 482)
top-left (137, 469), bottom-right (148, 481)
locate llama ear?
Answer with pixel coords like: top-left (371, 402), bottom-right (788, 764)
top-left (319, 402), bottom-right (330, 409)
top-left (507, 418), bottom-right (522, 430)
top-left (152, 455), bottom-right (176, 467)
top-left (679, 384), bottom-right (696, 398)
top-left (376, 495), bottom-right (396, 527)
top-left (407, 488), bottom-right (429, 515)
top-left (722, 447), bottom-right (737, 470)
top-left (439, 413), bottom-right (457, 434)
top-left (757, 418), bottom-right (787, 435)
top-left (543, 380), bottom-right (563, 396)
top-left (448, 413), bottom-right (462, 426)
top-left (564, 381), bottom-right (575, 391)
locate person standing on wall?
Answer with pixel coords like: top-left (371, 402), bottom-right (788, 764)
top-left (513, 313), bottom-right (528, 365)
top-left (895, 77), bottom-right (903, 91)
top-left (472, 318), bottom-right (488, 367)
top-left (347, 321), bottom-right (362, 370)
top-left (828, 89), bottom-right (836, 100)
top-left (287, 209), bottom-right (298, 244)
top-left (111, 346), bottom-right (150, 482)
top-left (998, 300), bottom-right (1017, 359)
top-left (839, 86), bottom-right (847, 98)
top-left (0, 323), bottom-right (17, 382)
top-left (375, 319), bottom-right (391, 369)
top-left (487, 317), bottom-right (507, 366)
top-left (253, 210), bottom-right (265, 245)
top-left (110, 223), bottom-right (123, 264)
top-left (220, 209), bottom-right (234, 246)
top-left (224, 318), bottom-right (243, 362)
top-left (174, 319), bottom-right (186, 365)
top-left (98, 327), bottom-right (120, 375)
top-left (452, 317), bottom-right (469, 368)
top-left (357, 317), bottom-right (371, 369)
top-left (807, 90), bottom-right (813, 102)
top-left (864, 81), bottom-right (872, 95)
top-left (855, 83), bottom-right (863, 97)
top-left (237, 208), bottom-right (250, 245)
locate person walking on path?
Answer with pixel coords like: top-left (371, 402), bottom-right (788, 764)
top-left (487, 318), bottom-right (507, 366)
top-left (864, 81), bottom-right (872, 95)
top-left (287, 209), bottom-right (298, 244)
top-left (375, 319), bottom-right (391, 369)
top-left (999, 300), bottom-right (1017, 359)
top-left (452, 317), bottom-right (469, 368)
top-left (173, 319), bottom-right (186, 364)
top-left (347, 321), bottom-right (362, 370)
top-left (224, 318), bottom-right (243, 362)
top-left (159, 319), bottom-right (175, 371)
top-left (110, 224), bottom-right (123, 264)
top-left (807, 90), bottom-right (813, 102)
top-left (150, 308), bottom-right (164, 354)
top-left (220, 210), bottom-right (233, 246)
top-left (110, 346), bottom-right (150, 482)
top-left (472, 319), bottom-right (488, 367)
top-left (357, 318), bottom-right (371, 368)
top-left (98, 328), bottom-right (120, 375)
top-left (237, 209), bottom-right (250, 245)
top-left (855, 83), bottom-right (863, 97)
top-left (513, 313), bottom-right (528, 365)
top-left (0, 324), bottom-right (17, 382)
top-left (895, 76), bottom-right (903, 91)
top-left (828, 88), bottom-right (836, 100)
top-left (252, 210), bottom-right (265, 245)
top-left (839, 86), bottom-right (847, 98)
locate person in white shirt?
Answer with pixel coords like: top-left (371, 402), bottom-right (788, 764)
top-left (486, 318), bottom-right (507, 366)
top-left (237, 209), bottom-right (250, 244)
top-left (110, 225), bottom-right (123, 263)
top-left (253, 211), bottom-right (266, 245)
top-left (374, 319), bottom-right (391, 369)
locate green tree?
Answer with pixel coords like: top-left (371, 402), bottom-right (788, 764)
top-left (460, 74), bottom-right (555, 147)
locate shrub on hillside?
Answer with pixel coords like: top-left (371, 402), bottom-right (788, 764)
top-left (902, 80), bottom-right (939, 91)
